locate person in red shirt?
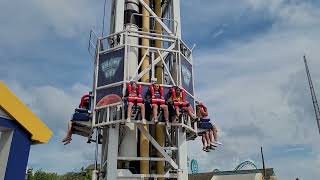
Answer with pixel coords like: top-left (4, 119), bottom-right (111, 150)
top-left (62, 94), bottom-right (90, 145)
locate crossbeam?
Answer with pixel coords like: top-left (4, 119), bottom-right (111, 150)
top-left (138, 0), bottom-right (174, 36)
top-left (136, 124), bottom-right (179, 169)
top-left (134, 43), bottom-right (176, 81)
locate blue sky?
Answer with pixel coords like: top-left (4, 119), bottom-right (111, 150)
top-left (1, 0), bottom-right (320, 179)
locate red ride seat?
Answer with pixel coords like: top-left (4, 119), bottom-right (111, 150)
top-left (170, 87), bottom-right (190, 108)
top-left (79, 94), bottom-right (90, 109)
top-left (149, 84), bottom-right (165, 105)
top-left (126, 82), bottom-right (143, 104)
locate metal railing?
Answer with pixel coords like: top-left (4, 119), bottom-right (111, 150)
top-left (93, 102), bottom-right (198, 134)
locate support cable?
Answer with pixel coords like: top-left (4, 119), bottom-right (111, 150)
top-left (304, 56), bottom-right (320, 134)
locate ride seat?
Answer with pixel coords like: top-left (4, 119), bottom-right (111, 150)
top-left (124, 82), bottom-right (143, 120)
top-left (149, 84), bottom-right (166, 105)
top-left (170, 87), bottom-right (190, 109)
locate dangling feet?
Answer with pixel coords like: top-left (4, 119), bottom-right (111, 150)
top-left (191, 115), bottom-right (199, 123)
top-left (210, 143), bottom-right (218, 148)
top-left (203, 146), bottom-right (210, 152)
top-left (165, 120), bottom-right (171, 128)
top-left (165, 120), bottom-right (171, 129)
top-left (141, 118), bottom-right (147, 124)
top-left (152, 117), bottom-right (158, 124)
top-left (208, 145), bottom-right (215, 151)
top-left (62, 137), bottom-right (72, 145)
top-left (172, 116), bottom-right (179, 123)
top-left (213, 141), bottom-right (222, 146)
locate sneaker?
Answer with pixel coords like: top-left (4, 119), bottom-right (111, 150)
top-left (153, 118), bottom-right (158, 124)
top-left (206, 146), bottom-right (211, 152)
top-left (213, 141), bottom-right (222, 145)
top-left (191, 116), bottom-right (199, 123)
top-left (126, 118), bottom-right (131, 123)
top-left (203, 147), bottom-right (210, 152)
top-left (210, 143), bottom-right (218, 148)
top-left (208, 145), bottom-right (215, 150)
top-left (142, 119), bottom-right (147, 124)
top-left (62, 137), bottom-right (72, 145)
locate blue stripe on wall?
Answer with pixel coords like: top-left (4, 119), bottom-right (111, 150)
top-left (0, 117), bottom-right (31, 180)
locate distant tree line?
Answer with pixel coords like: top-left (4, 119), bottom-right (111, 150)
top-left (26, 167), bottom-right (93, 180)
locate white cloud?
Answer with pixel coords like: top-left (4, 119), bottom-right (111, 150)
top-left (0, 0), bottom-right (106, 48)
top-left (243, 0), bottom-right (320, 28)
top-left (1, 0), bottom-right (320, 179)
top-left (29, 134), bottom-right (96, 173)
top-left (188, 2), bottom-right (320, 178)
top-left (31, 0), bottom-right (101, 37)
top-left (4, 80), bottom-right (90, 132)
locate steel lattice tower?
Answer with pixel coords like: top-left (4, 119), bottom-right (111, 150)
top-left (87, 0), bottom-right (200, 179)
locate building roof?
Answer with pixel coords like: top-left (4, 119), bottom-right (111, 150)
top-left (0, 81), bottom-right (53, 144)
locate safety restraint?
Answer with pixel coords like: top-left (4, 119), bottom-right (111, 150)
top-left (126, 82), bottom-right (143, 104)
top-left (170, 87), bottom-right (189, 108)
top-left (149, 84), bottom-right (165, 105)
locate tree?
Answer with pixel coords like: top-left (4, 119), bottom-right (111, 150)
top-left (25, 165), bottom-right (92, 180)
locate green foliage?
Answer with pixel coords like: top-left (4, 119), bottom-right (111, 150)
top-left (27, 169), bottom-right (60, 180)
top-left (26, 167), bottom-right (92, 180)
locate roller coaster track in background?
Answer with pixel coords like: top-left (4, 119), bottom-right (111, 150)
top-left (211, 160), bottom-right (258, 173)
top-left (234, 160), bottom-right (258, 170)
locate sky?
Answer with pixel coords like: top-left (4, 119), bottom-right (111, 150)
top-left (1, 0), bottom-right (320, 179)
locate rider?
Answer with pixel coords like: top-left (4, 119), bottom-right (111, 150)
top-left (62, 94), bottom-right (90, 145)
top-left (146, 83), bottom-right (169, 124)
top-left (167, 86), bottom-right (197, 122)
top-left (196, 101), bottom-right (222, 152)
top-left (126, 81), bottom-right (146, 123)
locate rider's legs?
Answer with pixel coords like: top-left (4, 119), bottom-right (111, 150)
top-left (62, 121), bottom-right (73, 145)
top-left (127, 102), bottom-right (134, 121)
top-left (175, 106), bottom-right (180, 121)
top-left (205, 131), bottom-right (211, 146)
top-left (209, 129), bottom-right (214, 143)
top-left (212, 125), bottom-right (222, 145)
top-left (213, 126), bottom-right (218, 141)
top-left (137, 103), bottom-right (146, 121)
top-left (152, 104), bottom-right (158, 122)
top-left (182, 106), bottom-right (197, 119)
top-left (202, 133), bottom-right (207, 149)
top-left (160, 104), bottom-right (169, 122)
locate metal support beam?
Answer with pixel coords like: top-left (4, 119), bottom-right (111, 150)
top-left (114, 0), bottom-right (125, 33)
top-left (172, 0), bottom-right (182, 37)
top-left (177, 127), bottom-right (188, 179)
top-left (104, 125), bottom-right (120, 180)
top-left (157, 49), bottom-right (176, 86)
top-left (130, 48), bottom-right (149, 81)
top-left (135, 43), bottom-right (176, 81)
top-left (137, 124), bottom-right (179, 169)
top-left (138, 0), bottom-right (174, 36)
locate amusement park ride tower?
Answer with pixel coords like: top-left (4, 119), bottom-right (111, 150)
top-left (88, 0), bottom-right (199, 179)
